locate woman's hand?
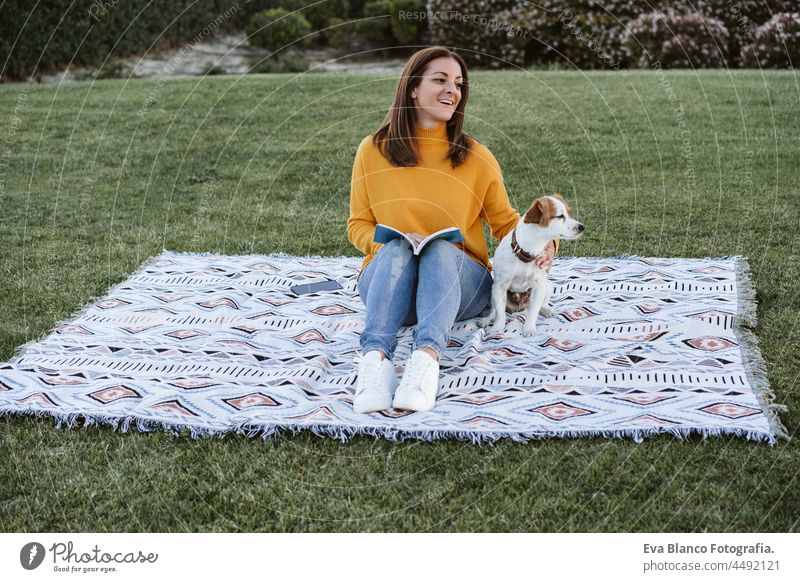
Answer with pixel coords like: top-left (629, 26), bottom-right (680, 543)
top-left (535, 240), bottom-right (556, 272)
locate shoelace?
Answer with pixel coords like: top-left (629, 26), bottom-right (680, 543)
top-left (402, 355), bottom-right (436, 394)
top-left (355, 357), bottom-right (383, 396)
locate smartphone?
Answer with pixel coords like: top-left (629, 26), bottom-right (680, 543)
top-left (290, 279), bottom-right (343, 296)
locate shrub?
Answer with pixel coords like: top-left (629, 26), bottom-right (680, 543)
top-left (246, 8), bottom-right (312, 50)
top-left (391, 0), bottom-right (427, 45)
top-left (278, 0), bottom-right (340, 33)
top-left (354, 0), bottom-right (394, 46)
top-left (741, 12), bottom-right (800, 68)
top-left (427, 0), bottom-right (529, 68)
top-left (345, 0), bottom-right (369, 18)
top-left (242, 1), bottom-right (350, 34)
top-left (324, 17), bottom-right (353, 50)
top-left (429, 0), bottom-right (797, 70)
top-left (522, 0), bottom-right (798, 69)
top-left (689, 0), bottom-right (797, 67)
top-left (521, 0), bottom-right (637, 70)
top-left (241, 2), bottom-right (359, 47)
top-left (624, 11), bottom-right (729, 68)
top-left (1, 0), bottom-right (245, 81)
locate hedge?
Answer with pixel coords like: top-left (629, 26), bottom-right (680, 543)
top-left (625, 11), bottom-right (729, 69)
top-left (428, 0), bottom-right (800, 69)
top-left (4, 0), bottom-right (798, 80)
top-left (245, 8), bottom-right (312, 50)
top-left (741, 12), bottom-right (800, 68)
top-left (1, 0), bottom-right (245, 81)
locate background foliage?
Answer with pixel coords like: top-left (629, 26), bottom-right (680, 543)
top-left (2, 1), bottom-right (798, 81)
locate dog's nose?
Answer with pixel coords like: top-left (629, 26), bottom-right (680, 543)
top-left (577, 223), bottom-right (585, 232)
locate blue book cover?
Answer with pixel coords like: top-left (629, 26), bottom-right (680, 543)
top-left (373, 224), bottom-right (464, 255)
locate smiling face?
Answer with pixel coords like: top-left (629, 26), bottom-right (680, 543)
top-left (409, 56), bottom-right (464, 129)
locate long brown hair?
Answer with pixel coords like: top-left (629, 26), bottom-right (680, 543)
top-left (373, 46), bottom-right (472, 168)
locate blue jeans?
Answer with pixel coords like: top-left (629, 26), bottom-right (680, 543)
top-left (357, 238), bottom-right (493, 360)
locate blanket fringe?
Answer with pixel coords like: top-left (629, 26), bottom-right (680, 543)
top-left (732, 257), bottom-right (790, 442)
top-left (0, 406), bottom-right (781, 445)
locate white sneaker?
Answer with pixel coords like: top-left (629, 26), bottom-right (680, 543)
top-left (392, 350), bottom-right (440, 412)
top-left (353, 351), bottom-right (398, 414)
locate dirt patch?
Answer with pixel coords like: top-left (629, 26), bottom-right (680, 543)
top-left (40, 33), bottom-right (405, 83)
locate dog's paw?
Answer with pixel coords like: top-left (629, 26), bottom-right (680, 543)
top-left (521, 324), bottom-right (537, 337)
top-left (476, 315), bottom-right (494, 329)
top-left (540, 306), bottom-right (556, 318)
top-left (488, 322), bottom-right (505, 334)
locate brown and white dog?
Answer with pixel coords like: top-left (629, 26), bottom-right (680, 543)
top-left (477, 195), bottom-right (584, 336)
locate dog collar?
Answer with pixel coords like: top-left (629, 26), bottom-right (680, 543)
top-left (511, 229), bottom-right (536, 263)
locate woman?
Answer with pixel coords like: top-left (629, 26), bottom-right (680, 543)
top-left (347, 46), bottom-right (556, 414)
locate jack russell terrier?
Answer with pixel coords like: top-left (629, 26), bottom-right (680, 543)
top-left (477, 195), bottom-right (584, 336)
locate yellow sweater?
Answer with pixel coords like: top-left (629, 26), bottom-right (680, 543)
top-left (347, 123), bottom-right (523, 272)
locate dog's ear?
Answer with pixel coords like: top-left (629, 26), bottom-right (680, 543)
top-left (523, 198), bottom-right (554, 226)
top-left (552, 194), bottom-right (570, 214)
top-left (523, 200), bottom-right (542, 224)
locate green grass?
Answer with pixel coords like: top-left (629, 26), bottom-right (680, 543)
top-left (0, 69), bottom-right (798, 532)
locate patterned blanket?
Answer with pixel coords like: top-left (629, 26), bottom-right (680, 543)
top-left (0, 251), bottom-right (787, 444)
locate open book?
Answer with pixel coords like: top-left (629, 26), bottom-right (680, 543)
top-left (373, 224), bottom-right (464, 255)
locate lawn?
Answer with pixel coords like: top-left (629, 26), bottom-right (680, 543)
top-left (0, 69), bottom-right (798, 532)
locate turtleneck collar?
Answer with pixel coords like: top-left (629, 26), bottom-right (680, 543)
top-left (415, 122), bottom-right (449, 148)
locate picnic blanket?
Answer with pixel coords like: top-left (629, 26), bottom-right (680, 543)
top-left (0, 251), bottom-right (787, 444)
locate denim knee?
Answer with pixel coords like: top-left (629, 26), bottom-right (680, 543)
top-left (358, 239), bottom-right (415, 301)
top-left (423, 238), bottom-right (460, 260)
top-left (369, 237), bottom-right (415, 267)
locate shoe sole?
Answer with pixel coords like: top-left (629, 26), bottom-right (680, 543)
top-left (392, 391), bottom-right (435, 412)
top-left (353, 394), bottom-right (393, 414)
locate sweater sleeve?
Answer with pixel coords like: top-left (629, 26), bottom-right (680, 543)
top-left (480, 145), bottom-right (559, 255)
top-left (480, 146), bottom-right (520, 241)
top-left (346, 140), bottom-right (380, 257)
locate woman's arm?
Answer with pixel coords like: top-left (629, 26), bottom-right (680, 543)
top-left (346, 143), bottom-right (380, 257)
top-left (480, 145), bottom-right (559, 270)
top-left (479, 148), bottom-right (520, 241)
